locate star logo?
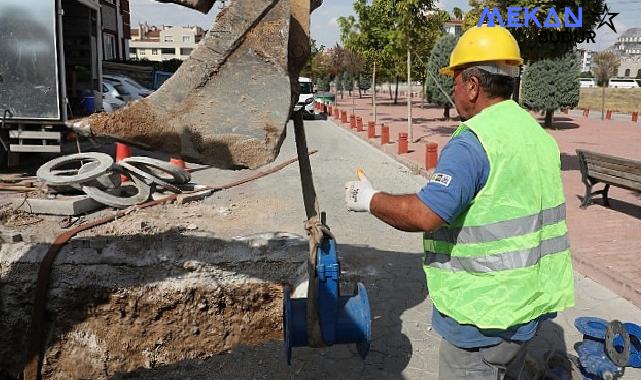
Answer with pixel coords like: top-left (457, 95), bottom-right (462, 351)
top-left (597, 4), bottom-right (619, 33)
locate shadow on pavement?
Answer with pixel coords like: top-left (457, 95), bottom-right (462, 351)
top-left (1, 232), bottom-right (428, 379)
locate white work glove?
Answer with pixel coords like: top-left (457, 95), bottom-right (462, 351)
top-left (345, 169), bottom-right (379, 212)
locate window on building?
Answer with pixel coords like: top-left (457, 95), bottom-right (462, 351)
top-left (625, 69), bottom-right (631, 77)
top-left (129, 48), bottom-right (136, 54)
top-left (164, 36), bottom-right (174, 42)
top-left (139, 49), bottom-right (146, 55)
top-left (152, 49), bottom-right (159, 55)
top-left (180, 48), bottom-right (193, 56)
top-left (638, 69), bottom-right (641, 77)
top-left (161, 48), bottom-right (175, 55)
top-left (183, 36), bottom-right (191, 43)
top-left (103, 33), bottom-right (116, 60)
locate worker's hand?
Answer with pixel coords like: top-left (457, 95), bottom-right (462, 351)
top-left (345, 169), bottom-right (378, 212)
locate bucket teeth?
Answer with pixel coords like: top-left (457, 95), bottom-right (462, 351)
top-left (90, 0), bottom-right (313, 169)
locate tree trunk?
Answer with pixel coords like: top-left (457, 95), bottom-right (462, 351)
top-left (394, 77), bottom-right (399, 104)
top-left (544, 109), bottom-right (554, 128)
top-left (601, 86), bottom-right (606, 120)
top-left (443, 106), bottom-right (450, 120)
top-left (388, 82), bottom-right (393, 100)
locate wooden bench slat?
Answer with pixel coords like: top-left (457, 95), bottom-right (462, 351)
top-left (588, 171), bottom-right (641, 192)
top-left (585, 158), bottom-right (641, 176)
top-left (577, 149), bottom-right (641, 169)
top-left (587, 163), bottom-right (641, 184)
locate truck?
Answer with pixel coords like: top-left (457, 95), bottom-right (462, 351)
top-left (0, 0), bottom-right (103, 166)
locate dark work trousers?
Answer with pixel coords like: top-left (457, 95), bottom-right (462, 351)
top-left (438, 338), bottom-right (529, 380)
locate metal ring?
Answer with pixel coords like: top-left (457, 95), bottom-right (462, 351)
top-left (37, 153), bottom-right (114, 185)
top-left (605, 320), bottom-right (631, 367)
top-left (121, 157), bottom-right (190, 184)
top-left (118, 162), bottom-right (182, 194)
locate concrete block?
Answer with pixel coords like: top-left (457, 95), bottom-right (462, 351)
top-left (15, 195), bottom-right (104, 216)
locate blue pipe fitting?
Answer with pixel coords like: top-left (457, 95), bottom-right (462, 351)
top-left (283, 236), bottom-right (372, 364)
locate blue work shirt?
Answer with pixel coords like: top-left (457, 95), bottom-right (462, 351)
top-left (416, 130), bottom-right (553, 349)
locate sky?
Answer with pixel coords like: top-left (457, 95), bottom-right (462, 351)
top-left (130, 0), bottom-right (640, 51)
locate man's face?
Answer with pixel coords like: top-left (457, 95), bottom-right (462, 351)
top-left (452, 70), bottom-right (474, 121)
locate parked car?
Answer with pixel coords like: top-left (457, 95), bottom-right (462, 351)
top-left (297, 77), bottom-right (315, 117)
top-left (102, 81), bottom-right (125, 113)
top-left (103, 75), bottom-right (152, 102)
top-left (608, 78), bottom-right (640, 88)
top-left (579, 78), bottom-right (596, 88)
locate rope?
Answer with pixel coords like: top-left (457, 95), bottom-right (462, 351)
top-left (292, 110), bottom-right (327, 348)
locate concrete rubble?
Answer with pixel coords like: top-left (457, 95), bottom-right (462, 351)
top-left (0, 232), bottom-right (308, 379)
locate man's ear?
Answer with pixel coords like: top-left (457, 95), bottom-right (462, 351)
top-left (467, 76), bottom-right (480, 102)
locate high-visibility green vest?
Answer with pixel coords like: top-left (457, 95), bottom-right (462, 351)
top-left (423, 100), bottom-right (575, 330)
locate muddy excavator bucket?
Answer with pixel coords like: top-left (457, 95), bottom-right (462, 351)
top-left (86, 0), bottom-right (321, 169)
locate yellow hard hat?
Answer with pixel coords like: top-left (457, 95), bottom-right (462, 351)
top-left (440, 25), bottom-right (523, 77)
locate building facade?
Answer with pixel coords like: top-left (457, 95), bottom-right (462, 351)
top-left (613, 28), bottom-right (641, 57)
top-left (100, 0), bottom-right (130, 61)
top-left (576, 48), bottom-right (595, 72)
top-left (617, 56), bottom-right (641, 78)
top-left (129, 25), bottom-right (206, 61)
top-left (443, 20), bottom-right (463, 37)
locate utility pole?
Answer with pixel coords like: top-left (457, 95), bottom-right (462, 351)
top-left (373, 60), bottom-right (377, 124)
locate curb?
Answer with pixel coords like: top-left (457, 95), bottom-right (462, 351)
top-left (572, 255), bottom-right (641, 308)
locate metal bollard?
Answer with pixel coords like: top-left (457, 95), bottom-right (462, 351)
top-left (398, 132), bottom-right (408, 154)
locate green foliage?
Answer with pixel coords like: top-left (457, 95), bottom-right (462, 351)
top-left (317, 76), bottom-right (331, 92)
top-left (425, 35), bottom-right (457, 108)
top-left (452, 7), bottom-right (464, 20)
top-left (358, 75), bottom-right (372, 91)
top-left (580, 71), bottom-right (593, 78)
top-left (521, 53), bottom-right (580, 123)
top-left (464, 0), bottom-right (606, 62)
top-left (343, 71), bottom-right (355, 91)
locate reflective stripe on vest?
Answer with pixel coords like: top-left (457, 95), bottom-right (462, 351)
top-left (425, 233), bottom-right (569, 272)
top-left (425, 203), bottom-right (566, 244)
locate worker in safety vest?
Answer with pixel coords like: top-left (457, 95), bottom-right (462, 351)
top-left (345, 25), bottom-right (575, 379)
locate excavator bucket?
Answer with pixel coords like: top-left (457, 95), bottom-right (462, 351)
top-left (86, 0), bottom-right (320, 169)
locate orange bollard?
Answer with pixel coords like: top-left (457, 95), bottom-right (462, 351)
top-left (341, 110), bottom-right (347, 124)
top-left (367, 121), bottom-right (376, 139)
top-left (356, 117), bottom-right (364, 131)
top-left (398, 132), bottom-right (408, 154)
top-left (328, 105), bottom-right (333, 117)
top-left (583, 109), bottom-right (590, 118)
top-left (425, 142), bottom-right (439, 170)
top-left (115, 142), bottom-right (132, 183)
top-left (350, 114), bottom-right (356, 129)
top-left (606, 110), bottom-right (612, 120)
top-left (633, 112), bottom-right (638, 122)
top-left (381, 125), bottom-right (390, 144)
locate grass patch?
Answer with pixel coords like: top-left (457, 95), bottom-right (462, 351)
top-left (578, 88), bottom-right (641, 113)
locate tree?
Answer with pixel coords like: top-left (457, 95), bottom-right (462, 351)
top-left (358, 75), bottom-right (372, 94)
top-left (521, 53), bottom-right (580, 128)
top-left (317, 76), bottom-right (331, 92)
top-left (452, 6), bottom-right (464, 20)
top-left (580, 71), bottom-right (593, 78)
top-left (464, 0), bottom-right (606, 63)
top-left (301, 39), bottom-right (326, 80)
top-left (591, 51), bottom-right (621, 120)
top-left (343, 71), bottom-right (355, 97)
top-left (426, 34), bottom-right (457, 119)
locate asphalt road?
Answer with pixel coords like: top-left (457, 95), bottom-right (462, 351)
top-left (121, 119), bottom-right (641, 379)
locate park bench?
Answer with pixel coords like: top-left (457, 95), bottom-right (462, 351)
top-left (576, 149), bottom-right (641, 209)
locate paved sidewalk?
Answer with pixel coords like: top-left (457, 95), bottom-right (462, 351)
top-left (332, 95), bottom-right (641, 308)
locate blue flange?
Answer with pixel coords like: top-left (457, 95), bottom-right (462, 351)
top-left (575, 317), bottom-right (641, 368)
top-left (283, 234), bottom-right (372, 364)
top-left (624, 323), bottom-right (641, 368)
